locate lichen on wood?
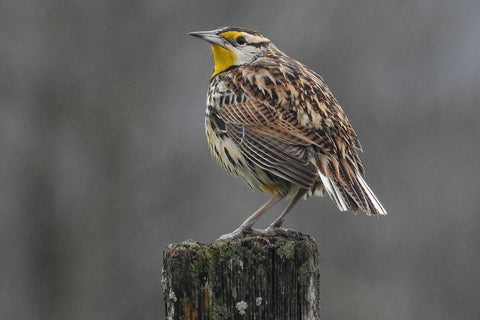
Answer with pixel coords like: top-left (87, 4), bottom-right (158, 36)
top-left (163, 234), bottom-right (320, 320)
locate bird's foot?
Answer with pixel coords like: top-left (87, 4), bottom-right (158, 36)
top-left (215, 227), bottom-right (301, 241)
top-left (215, 227), bottom-right (253, 242)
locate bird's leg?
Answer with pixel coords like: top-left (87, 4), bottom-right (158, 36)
top-left (216, 194), bottom-right (284, 241)
top-left (263, 188), bottom-right (307, 235)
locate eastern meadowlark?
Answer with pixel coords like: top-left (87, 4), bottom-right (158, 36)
top-left (190, 27), bottom-right (387, 241)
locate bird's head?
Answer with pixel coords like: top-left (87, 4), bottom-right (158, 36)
top-left (189, 27), bottom-right (272, 77)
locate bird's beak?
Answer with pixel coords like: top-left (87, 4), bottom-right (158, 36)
top-left (189, 30), bottom-right (226, 47)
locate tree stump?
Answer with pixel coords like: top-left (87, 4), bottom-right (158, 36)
top-left (163, 234), bottom-right (320, 320)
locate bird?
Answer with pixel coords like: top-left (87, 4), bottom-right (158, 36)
top-left (189, 27), bottom-right (387, 241)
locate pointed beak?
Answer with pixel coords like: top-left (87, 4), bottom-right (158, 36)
top-left (189, 30), bottom-right (226, 47)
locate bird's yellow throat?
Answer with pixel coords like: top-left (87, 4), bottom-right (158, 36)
top-left (211, 44), bottom-right (236, 77)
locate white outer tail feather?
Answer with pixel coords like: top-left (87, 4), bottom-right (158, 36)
top-left (356, 173), bottom-right (387, 215)
top-left (318, 170), bottom-right (387, 216)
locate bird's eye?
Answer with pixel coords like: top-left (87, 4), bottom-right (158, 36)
top-left (236, 36), bottom-right (247, 45)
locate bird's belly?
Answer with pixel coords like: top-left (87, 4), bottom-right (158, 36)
top-left (205, 117), bottom-right (283, 194)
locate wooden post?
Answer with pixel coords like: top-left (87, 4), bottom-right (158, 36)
top-left (163, 234), bottom-right (320, 320)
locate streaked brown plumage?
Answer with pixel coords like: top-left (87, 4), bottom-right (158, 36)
top-left (190, 27), bottom-right (386, 240)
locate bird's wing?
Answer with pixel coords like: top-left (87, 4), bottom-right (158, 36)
top-left (225, 123), bottom-right (317, 188)
top-left (216, 64), bottom-right (360, 165)
top-left (212, 82), bottom-right (321, 188)
top-left (216, 82), bottom-right (337, 153)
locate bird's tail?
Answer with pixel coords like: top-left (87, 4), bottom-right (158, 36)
top-left (314, 155), bottom-right (387, 216)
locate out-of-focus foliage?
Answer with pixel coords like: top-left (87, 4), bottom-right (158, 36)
top-left (1, 1), bottom-right (479, 319)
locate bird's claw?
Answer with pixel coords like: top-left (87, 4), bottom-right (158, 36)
top-left (215, 228), bottom-right (245, 242)
top-left (215, 227), bottom-right (300, 241)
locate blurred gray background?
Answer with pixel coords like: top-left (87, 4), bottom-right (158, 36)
top-left (1, 1), bottom-right (479, 319)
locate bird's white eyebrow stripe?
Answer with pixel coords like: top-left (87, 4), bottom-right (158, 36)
top-left (243, 34), bottom-right (269, 46)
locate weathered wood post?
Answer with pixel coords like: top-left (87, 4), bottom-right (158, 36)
top-left (163, 234), bottom-right (320, 319)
